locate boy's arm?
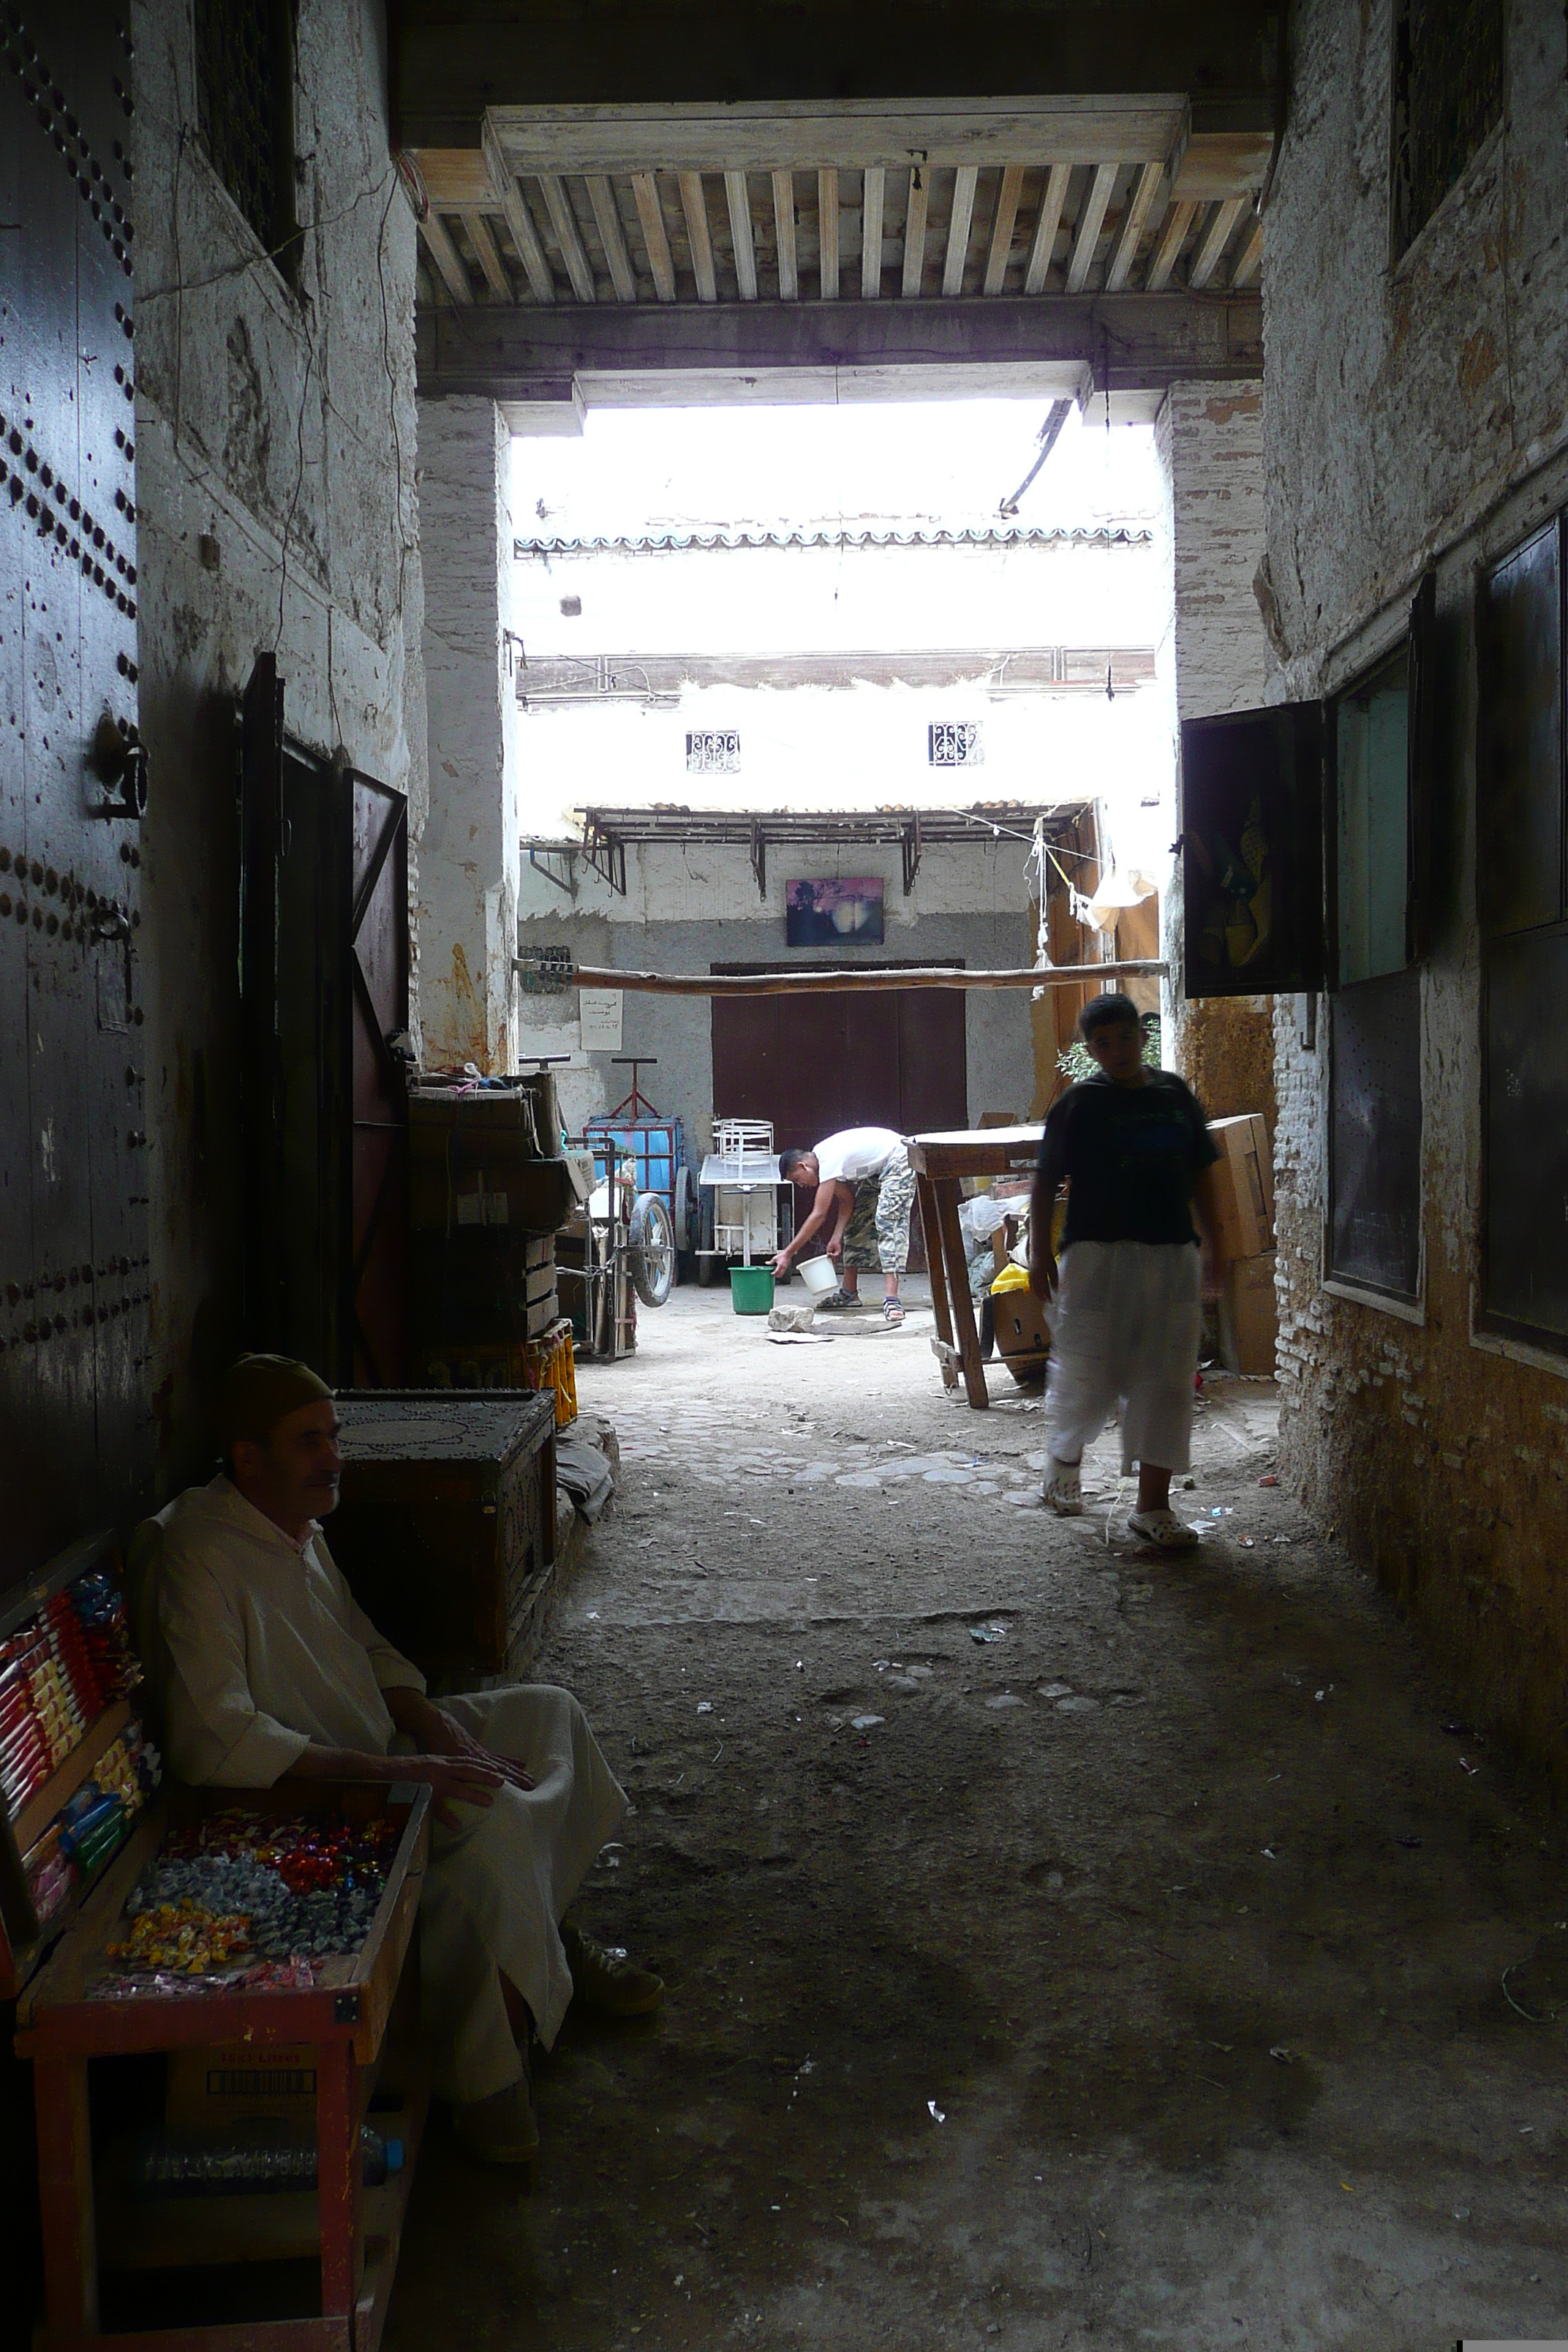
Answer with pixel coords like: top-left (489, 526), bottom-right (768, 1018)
top-left (1028, 1123), bottom-right (1068, 1300)
top-left (773, 1178), bottom-right (842, 1272)
top-left (822, 1180), bottom-right (856, 1261)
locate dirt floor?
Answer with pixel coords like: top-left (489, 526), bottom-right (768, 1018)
top-left (385, 1281), bottom-right (1568, 2352)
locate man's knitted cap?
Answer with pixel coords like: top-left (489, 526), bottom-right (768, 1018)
top-left (216, 1354), bottom-right (333, 1450)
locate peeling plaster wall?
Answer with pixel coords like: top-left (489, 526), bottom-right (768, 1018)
top-left (417, 396), bottom-right (519, 1072)
top-left (1267, 0), bottom-right (1568, 1776)
top-left (1155, 382), bottom-right (1276, 1130)
top-left (516, 837), bottom-right (1034, 1147)
top-left (132, 0), bottom-right (423, 1488)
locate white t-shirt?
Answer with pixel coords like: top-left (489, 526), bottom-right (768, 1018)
top-left (814, 1126), bottom-right (903, 1183)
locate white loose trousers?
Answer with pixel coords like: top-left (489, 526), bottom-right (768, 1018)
top-left (1044, 1239), bottom-right (1202, 1476)
top-left (415, 1685), bottom-right (627, 2104)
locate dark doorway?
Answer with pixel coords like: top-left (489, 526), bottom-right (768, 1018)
top-left (239, 659), bottom-right (408, 1384)
top-left (709, 970), bottom-right (968, 1148)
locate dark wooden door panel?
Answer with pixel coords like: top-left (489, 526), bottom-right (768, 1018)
top-left (711, 983), bottom-right (968, 1149)
top-left (0, 3), bottom-right (148, 1590)
top-left (349, 776), bottom-right (409, 1386)
top-left (897, 991), bottom-right (968, 1132)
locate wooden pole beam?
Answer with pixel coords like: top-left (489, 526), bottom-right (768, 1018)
top-left (772, 168), bottom-right (799, 299)
top-left (725, 169), bottom-right (758, 298)
top-left (538, 173), bottom-right (597, 301)
top-left (1022, 161), bottom-right (1071, 294)
top-left (818, 167), bottom-right (840, 297)
top-left (861, 164), bottom-right (886, 298)
top-left (553, 957), bottom-right (1165, 997)
top-left (902, 162), bottom-right (930, 295)
top-left (983, 162), bottom-right (1025, 295)
top-left (679, 169), bottom-right (718, 300)
top-left (1065, 160), bottom-right (1117, 293)
top-left (631, 172), bottom-right (677, 300)
top-left (587, 175), bottom-right (638, 301)
top-left (943, 164), bottom-right (979, 296)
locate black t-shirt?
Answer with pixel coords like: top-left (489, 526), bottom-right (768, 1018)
top-left (1037, 1071), bottom-right (1218, 1248)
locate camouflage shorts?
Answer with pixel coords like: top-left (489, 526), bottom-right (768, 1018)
top-left (841, 1144), bottom-right (915, 1274)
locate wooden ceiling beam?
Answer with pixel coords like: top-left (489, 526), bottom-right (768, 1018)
top-left (772, 169), bottom-right (799, 300)
top-left (861, 165), bottom-right (885, 298)
top-left (983, 162), bottom-right (1025, 295)
top-left (725, 170), bottom-right (758, 298)
top-left (902, 163), bottom-right (929, 295)
top-left (1188, 193), bottom-right (1247, 288)
top-left (587, 176), bottom-right (638, 301)
top-left (631, 172), bottom-right (676, 301)
top-left (1229, 214), bottom-right (1263, 286)
top-left (461, 210), bottom-right (511, 299)
top-left (678, 170), bottom-right (718, 300)
top-left (1145, 195), bottom-right (1196, 289)
top-left (419, 285), bottom-right (1264, 394)
top-left (1065, 161), bottom-right (1117, 293)
top-left (818, 167), bottom-right (840, 298)
top-left (538, 173), bottom-right (598, 301)
top-left (419, 212), bottom-right (472, 304)
top-left (1103, 160), bottom-right (1162, 293)
top-left (481, 118), bottom-right (556, 302)
top-left (942, 164), bottom-right (979, 298)
top-left (1022, 162), bottom-right (1071, 295)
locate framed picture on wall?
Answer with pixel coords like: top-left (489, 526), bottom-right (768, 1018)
top-left (785, 877), bottom-right (884, 948)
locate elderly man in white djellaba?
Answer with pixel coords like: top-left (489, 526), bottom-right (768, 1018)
top-left (135, 1354), bottom-right (660, 2166)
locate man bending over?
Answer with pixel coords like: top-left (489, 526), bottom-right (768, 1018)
top-left (772, 1126), bottom-right (915, 1326)
top-left (138, 1354), bottom-right (660, 2165)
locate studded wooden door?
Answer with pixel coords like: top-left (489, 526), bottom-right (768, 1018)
top-left (0, 5), bottom-right (150, 1591)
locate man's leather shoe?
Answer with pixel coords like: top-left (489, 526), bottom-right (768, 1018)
top-left (562, 1921), bottom-right (665, 2017)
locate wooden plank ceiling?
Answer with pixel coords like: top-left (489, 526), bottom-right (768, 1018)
top-left (406, 105), bottom-right (1269, 314)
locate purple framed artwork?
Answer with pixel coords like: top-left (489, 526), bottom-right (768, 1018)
top-left (785, 877), bottom-right (885, 948)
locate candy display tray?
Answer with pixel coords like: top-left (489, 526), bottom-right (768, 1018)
top-left (15, 1779), bottom-right (431, 2352)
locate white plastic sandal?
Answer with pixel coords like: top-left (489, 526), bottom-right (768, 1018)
top-left (1041, 1457), bottom-right (1082, 1515)
top-left (1127, 1507), bottom-right (1199, 1552)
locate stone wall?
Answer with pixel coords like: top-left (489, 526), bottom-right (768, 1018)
top-left (1155, 382), bottom-right (1275, 1131)
top-left (133, 0), bottom-right (423, 1485)
top-left (417, 396), bottom-right (521, 1071)
top-left (1266, 0), bottom-right (1568, 1776)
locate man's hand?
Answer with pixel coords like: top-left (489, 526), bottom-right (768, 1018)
top-left (1028, 1251), bottom-right (1058, 1303)
top-left (826, 1233), bottom-right (843, 1262)
top-left (769, 1248), bottom-right (792, 1277)
top-left (404, 1754), bottom-right (505, 1830)
top-left (386, 1687), bottom-right (536, 1804)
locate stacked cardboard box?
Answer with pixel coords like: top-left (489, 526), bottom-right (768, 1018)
top-left (1207, 1114), bottom-right (1278, 1376)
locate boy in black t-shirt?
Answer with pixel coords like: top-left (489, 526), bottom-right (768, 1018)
top-left (1028, 993), bottom-right (1220, 1550)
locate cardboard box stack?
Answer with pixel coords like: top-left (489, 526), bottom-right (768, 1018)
top-left (1207, 1114), bottom-right (1278, 1376)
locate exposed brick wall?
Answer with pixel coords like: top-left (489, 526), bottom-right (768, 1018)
top-left (1267, 0), bottom-right (1568, 1780)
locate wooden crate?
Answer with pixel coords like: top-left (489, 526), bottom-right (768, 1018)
top-left (15, 1779), bottom-right (431, 2352)
top-left (328, 1391), bottom-right (557, 1692)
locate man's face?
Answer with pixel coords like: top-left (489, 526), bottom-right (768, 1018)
top-left (1085, 1018), bottom-right (1147, 1085)
top-left (788, 1153), bottom-right (820, 1194)
top-left (233, 1399), bottom-right (342, 1529)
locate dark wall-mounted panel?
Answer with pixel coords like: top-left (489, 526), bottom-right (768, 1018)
top-left (1180, 703), bottom-right (1324, 998)
top-left (1328, 968), bottom-right (1422, 1300)
top-left (1477, 519), bottom-right (1563, 940)
top-left (1483, 924), bottom-right (1568, 1346)
top-left (0, 4), bottom-right (151, 1594)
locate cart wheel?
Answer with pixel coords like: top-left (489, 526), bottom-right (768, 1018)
top-left (627, 1191), bottom-right (676, 1307)
top-left (673, 1164), bottom-right (697, 1252)
top-left (979, 1293), bottom-right (995, 1360)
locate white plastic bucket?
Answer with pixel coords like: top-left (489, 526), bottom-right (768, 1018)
top-left (798, 1255), bottom-right (838, 1297)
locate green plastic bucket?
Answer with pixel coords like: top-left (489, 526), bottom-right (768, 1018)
top-left (729, 1265), bottom-right (775, 1316)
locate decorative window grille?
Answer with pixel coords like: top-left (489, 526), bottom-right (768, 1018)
top-left (194, 0), bottom-right (299, 279)
top-left (1390, 0), bottom-right (1504, 263)
top-left (928, 720), bottom-right (983, 767)
top-left (686, 729), bottom-right (741, 774)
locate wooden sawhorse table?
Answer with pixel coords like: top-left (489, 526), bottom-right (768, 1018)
top-left (908, 1125), bottom-right (1044, 1409)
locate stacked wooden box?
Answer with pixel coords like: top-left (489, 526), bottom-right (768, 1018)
top-left (407, 1079), bottom-right (573, 1384)
top-left (1208, 1114), bottom-right (1277, 1375)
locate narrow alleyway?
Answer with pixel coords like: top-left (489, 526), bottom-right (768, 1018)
top-left (386, 1289), bottom-right (1567, 2351)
